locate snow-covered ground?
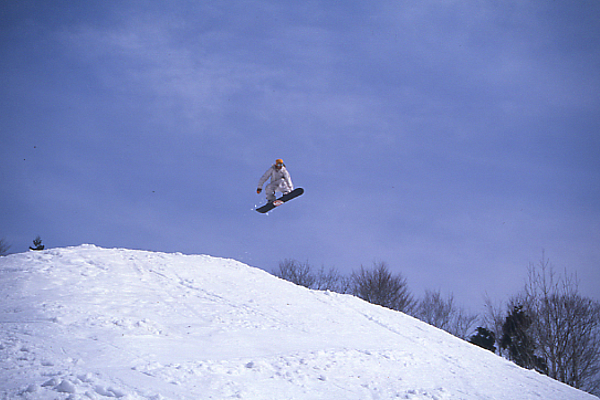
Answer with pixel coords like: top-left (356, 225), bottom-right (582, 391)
top-left (0, 245), bottom-right (596, 400)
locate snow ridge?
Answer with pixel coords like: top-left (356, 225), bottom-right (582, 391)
top-left (0, 245), bottom-right (596, 399)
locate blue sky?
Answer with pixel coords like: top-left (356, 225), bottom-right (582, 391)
top-left (1, 0), bottom-right (599, 310)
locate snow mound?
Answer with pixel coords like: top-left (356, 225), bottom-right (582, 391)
top-left (0, 245), bottom-right (596, 399)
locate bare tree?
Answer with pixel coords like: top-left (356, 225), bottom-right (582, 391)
top-left (350, 261), bottom-right (416, 313)
top-left (313, 266), bottom-right (351, 293)
top-left (451, 309), bottom-right (480, 340)
top-left (415, 289), bottom-right (478, 339)
top-left (483, 295), bottom-right (510, 358)
top-left (273, 259), bottom-right (315, 288)
top-left (520, 254), bottom-right (600, 395)
top-left (416, 289), bottom-right (454, 330)
top-left (273, 259), bottom-right (349, 293)
top-left (0, 238), bottom-right (10, 256)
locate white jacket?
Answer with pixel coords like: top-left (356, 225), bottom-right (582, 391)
top-left (257, 165), bottom-right (294, 192)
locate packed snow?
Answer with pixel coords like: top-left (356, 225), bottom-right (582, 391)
top-left (0, 245), bottom-right (596, 400)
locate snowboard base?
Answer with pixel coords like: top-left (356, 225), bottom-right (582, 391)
top-left (256, 188), bottom-right (304, 213)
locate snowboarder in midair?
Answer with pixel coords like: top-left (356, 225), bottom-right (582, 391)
top-left (257, 159), bottom-right (294, 203)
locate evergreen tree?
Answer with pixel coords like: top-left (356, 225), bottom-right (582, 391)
top-left (29, 236), bottom-right (44, 251)
top-left (500, 305), bottom-right (547, 373)
top-left (469, 327), bottom-right (496, 353)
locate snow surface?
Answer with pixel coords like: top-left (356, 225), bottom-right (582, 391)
top-left (0, 245), bottom-right (596, 400)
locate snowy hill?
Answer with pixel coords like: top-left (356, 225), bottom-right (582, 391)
top-left (0, 245), bottom-right (596, 400)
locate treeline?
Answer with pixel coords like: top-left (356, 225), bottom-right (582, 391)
top-left (272, 256), bottom-right (600, 397)
top-left (484, 257), bottom-right (600, 396)
top-left (273, 259), bottom-right (479, 339)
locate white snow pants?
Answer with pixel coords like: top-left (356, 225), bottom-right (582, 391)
top-left (265, 179), bottom-right (291, 201)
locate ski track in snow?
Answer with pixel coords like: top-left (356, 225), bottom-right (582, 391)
top-left (0, 245), bottom-right (597, 400)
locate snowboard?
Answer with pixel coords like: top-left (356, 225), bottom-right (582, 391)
top-left (256, 188), bottom-right (304, 213)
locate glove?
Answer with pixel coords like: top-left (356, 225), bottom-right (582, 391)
top-left (256, 188), bottom-right (262, 194)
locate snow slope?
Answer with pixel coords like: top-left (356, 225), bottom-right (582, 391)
top-left (0, 245), bottom-right (596, 400)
